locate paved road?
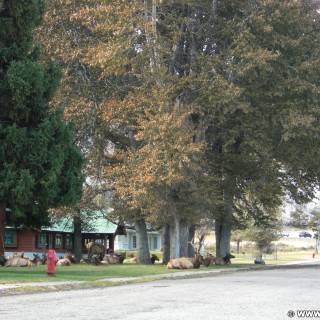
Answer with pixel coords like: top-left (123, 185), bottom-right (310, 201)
top-left (1, 268), bottom-right (319, 320)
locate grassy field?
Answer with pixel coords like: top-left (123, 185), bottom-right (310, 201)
top-left (0, 249), bottom-right (317, 284)
top-left (231, 250), bottom-right (316, 265)
top-left (0, 263), bottom-right (180, 284)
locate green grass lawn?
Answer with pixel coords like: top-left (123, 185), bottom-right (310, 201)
top-left (0, 262), bottom-right (186, 284)
top-left (231, 249), bottom-right (316, 265)
top-left (0, 250), bottom-right (316, 284)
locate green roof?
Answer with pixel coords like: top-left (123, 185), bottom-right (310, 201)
top-left (43, 217), bottom-right (118, 233)
top-left (43, 220), bottom-right (74, 233)
top-left (42, 210), bottom-right (118, 234)
top-left (85, 218), bottom-right (118, 233)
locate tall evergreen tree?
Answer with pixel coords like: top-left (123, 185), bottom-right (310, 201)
top-left (0, 0), bottom-right (84, 254)
top-left (197, 0), bottom-right (320, 256)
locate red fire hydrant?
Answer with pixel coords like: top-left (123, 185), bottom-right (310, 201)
top-left (47, 250), bottom-right (58, 276)
top-left (312, 252), bottom-right (316, 259)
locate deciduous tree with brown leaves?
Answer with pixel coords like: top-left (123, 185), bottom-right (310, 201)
top-left (36, 0), bottom-right (320, 261)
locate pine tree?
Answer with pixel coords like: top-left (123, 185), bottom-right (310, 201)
top-left (196, 0), bottom-right (320, 256)
top-left (0, 0), bottom-right (84, 254)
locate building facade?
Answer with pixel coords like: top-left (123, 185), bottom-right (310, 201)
top-left (114, 227), bottom-right (162, 251)
top-left (3, 220), bottom-right (163, 258)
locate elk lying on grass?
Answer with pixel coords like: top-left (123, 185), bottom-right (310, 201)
top-left (202, 253), bottom-right (216, 267)
top-left (91, 256), bottom-right (109, 266)
top-left (2, 252), bottom-right (41, 267)
top-left (167, 254), bottom-right (204, 269)
top-left (26, 254), bottom-right (41, 267)
top-left (103, 252), bottom-right (126, 264)
top-left (128, 253), bottom-right (160, 264)
top-left (128, 253), bottom-right (138, 263)
top-left (0, 253), bottom-right (6, 266)
top-left (56, 250), bottom-right (78, 266)
top-left (56, 257), bottom-right (71, 266)
top-left (65, 251), bottom-right (77, 264)
top-left (150, 254), bottom-right (160, 264)
top-left (213, 252), bottom-right (235, 265)
top-left (4, 252), bottom-right (28, 267)
top-left (80, 256), bottom-right (109, 266)
top-left (39, 253), bottom-right (47, 265)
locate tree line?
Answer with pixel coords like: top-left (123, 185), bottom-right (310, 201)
top-left (1, 0), bottom-right (320, 263)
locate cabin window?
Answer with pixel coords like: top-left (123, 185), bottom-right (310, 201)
top-left (65, 234), bottom-right (73, 248)
top-left (55, 234), bottom-right (62, 248)
top-left (38, 233), bottom-right (47, 247)
top-left (132, 235), bottom-right (137, 249)
top-left (4, 229), bottom-right (16, 246)
top-left (49, 233), bottom-right (53, 247)
top-left (153, 237), bottom-right (158, 250)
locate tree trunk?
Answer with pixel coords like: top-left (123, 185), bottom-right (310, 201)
top-left (162, 224), bottom-right (171, 264)
top-left (144, 0), bottom-right (159, 76)
top-left (215, 198), bottom-right (233, 257)
top-left (171, 213), bottom-right (189, 258)
top-left (188, 224), bottom-right (196, 257)
top-left (179, 221), bottom-right (189, 257)
top-left (169, 220), bottom-right (176, 259)
top-left (73, 212), bottom-right (83, 262)
top-left (254, 252), bottom-right (265, 265)
top-left (0, 206), bottom-right (6, 255)
top-left (215, 218), bottom-right (232, 257)
top-left (135, 218), bottom-right (150, 264)
top-left (236, 240), bottom-right (240, 254)
top-left (172, 213), bottom-right (180, 258)
top-left (215, 191), bottom-right (233, 257)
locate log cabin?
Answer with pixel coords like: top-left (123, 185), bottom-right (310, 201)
top-left (3, 213), bottom-right (162, 258)
top-left (3, 216), bottom-right (121, 258)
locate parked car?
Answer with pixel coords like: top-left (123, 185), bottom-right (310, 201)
top-left (278, 231), bottom-right (289, 237)
top-left (299, 231), bottom-right (312, 238)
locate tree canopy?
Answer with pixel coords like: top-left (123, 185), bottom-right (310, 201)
top-left (0, 0), bottom-right (84, 253)
top-left (34, 0), bottom-right (320, 259)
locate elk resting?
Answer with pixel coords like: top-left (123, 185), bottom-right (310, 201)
top-left (213, 253), bottom-right (235, 265)
top-left (167, 254), bottom-right (204, 269)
